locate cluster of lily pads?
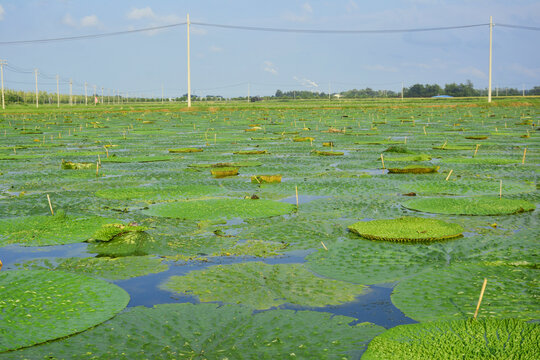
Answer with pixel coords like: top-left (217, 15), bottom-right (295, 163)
top-left (0, 98), bottom-right (538, 358)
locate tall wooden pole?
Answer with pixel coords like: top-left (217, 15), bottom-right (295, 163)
top-left (56, 75), bottom-right (60, 107)
top-left (69, 79), bottom-right (73, 106)
top-left (0, 60), bottom-right (6, 110)
top-left (488, 16), bottom-right (493, 103)
top-left (34, 69), bottom-right (39, 108)
top-left (187, 14), bottom-right (192, 108)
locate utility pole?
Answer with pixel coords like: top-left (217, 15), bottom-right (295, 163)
top-left (93, 85), bottom-right (97, 105)
top-left (522, 84), bottom-right (525, 97)
top-left (34, 69), bottom-right (39, 108)
top-left (84, 82), bottom-right (88, 105)
top-left (328, 81), bottom-right (331, 101)
top-left (56, 75), bottom-right (60, 107)
top-left (401, 82), bottom-right (404, 100)
top-left (0, 59), bottom-right (6, 110)
top-left (488, 16), bottom-right (493, 103)
top-left (187, 13), bottom-right (192, 108)
top-left (107, 89), bottom-right (110, 105)
top-left (101, 87), bottom-right (104, 104)
top-left (161, 83), bottom-right (164, 104)
top-left (247, 83), bottom-right (250, 103)
top-left (69, 79), bottom-right (73, 106)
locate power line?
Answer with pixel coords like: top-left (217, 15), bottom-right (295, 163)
top-left (191, 22), bottom-right (489, 34)
top-left (0, 22), bottom-right (187, 45)
top-left (497, 23), bottom-right (540, 31)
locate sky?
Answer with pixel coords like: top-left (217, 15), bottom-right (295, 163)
top-left (0, 0), bottom-right (539, 98)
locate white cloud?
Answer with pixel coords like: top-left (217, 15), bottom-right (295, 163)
top-left (209, 45), bottom-right (223, 53)
top-left (283, 2), bottom-right (313, 22)
top-left (509, 63), bottom-right (540, 79)
top-left (345, 0), bottom-right (359, 13)
top-left (127, 7), bottom-right (156, 20)
top-left (80, 15), bottom-right (99, 27)
top-left (363, 64), bottom-right (398, 73)
top-left (62, 13), bottom-right (101, 28)
top-left (263, 61), bottom-right (278, 75)
top-left (126, 7), bottom-right (183, 35)
top-left (457, 66), bottom-right (487, 79)
top-left (0, 5), bottom-right (5, 21)
top-left (293, 76), bottom-right (318, 88)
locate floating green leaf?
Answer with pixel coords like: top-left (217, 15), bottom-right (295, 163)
top-left (399, 179), bottom-right (535, 196)
top-left (362, 318), bottom-right (540, 360)
top-left (0, 269), bottom-right (129, 352)
top-left (404, 197), bottom-right (535, 215)
top-left (161, 262), bottom-right (366, 309)
top-left (142, 198), bottom-right (295, 220)
top-left (95, 184), bottom-right (223, 201)
top-left (1, 303), bottom-right (385, 359)
top-left (348, 217), bottom-right (463, 242)
top-left (392, 263), bottom-right (539, 322)
top-left (89, 223), bottom-right (148, 242)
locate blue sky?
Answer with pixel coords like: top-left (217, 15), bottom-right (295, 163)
top-left (0, 0), bottom-right (539, 98)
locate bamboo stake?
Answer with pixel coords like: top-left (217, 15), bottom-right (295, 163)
top-left (499, 180), bottom-right (502, 199)
top-left (47, 194), bottom-right (54, 215)
top-left (96, 161), bottom-right (100, 176)
top-left (473, 144), bottom-right (480, 157)
top-left (380, 154), bottom-right (385, 169)
top-left (473, 278), bottom-right (488, 320)
top-left (423, 126), bottom-right (427, 135)
top-left (321, 241), bottom-right (328, 251)
top-left (98, 154), bottom-right (101, 165)
top-left (522, 148), bottom-right (527, 164)
top-left (445, 169), bottom-right (453, 181)
top-left (214, 133), bottom-right (217, 145)
top-left (295, 185), bottom-right (299, 209)
top-left (104, 146), bottom-right (109, 158)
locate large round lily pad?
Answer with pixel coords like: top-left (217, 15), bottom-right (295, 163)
top-left (161, 262), bottom-right (366, 309)
top-left (1, 303), bottom-right (385, 359)
top-left (362, 318), bottom-right (540, 360)
top-left (95, 184), bottom-right (223, 201)
top-left (20, 256), bottom-right (168, 280)
top-left (403, 197), bottom-right (535, 216)
top-left (399, 179), bottom-right (535, 196)
top-left (142, 198), bottom-right (295, 220)
top-left (348, 217), bottom-right (464, 242)
top-left (0, 211), bottom-right (117, 246)
top-left (0, 269), bottom-right (130, 352)
top-left (392, 263), bottom-right (539, 322)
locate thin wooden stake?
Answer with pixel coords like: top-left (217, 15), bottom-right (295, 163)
top-left (499, 180), bottom-right (502, 199)
top-left (445, 169), bottom-right (453, 181)
top-left (104, 146), bottom-right (109, 158)
top-left (473, 144), bottom-right (480, 157)
top-left (97, 154), bottom-right (101, 165)
top-left (214, 133), bottom-right (217, 145)
top-left (473, 278), bottom-right (488, 319)
top-left (321, 241), bottom-right (328, 251)
top-left (47, 194), bottom-right (54, 215)
top-left (295, 185), bottom-right (299, 209)
top-left (522, 148), bottom-right (527, 164)
top-left (96, 161), bottom-right (100, 176)
top-left (423, 126), bottom-right (427, 135)
top-left (380, 154), bottom-right (385, 169)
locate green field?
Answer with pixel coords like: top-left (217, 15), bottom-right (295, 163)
top-left (0, 97), bottom-right (538, 359)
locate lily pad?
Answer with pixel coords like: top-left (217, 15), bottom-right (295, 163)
top-left (142, 198), bottom-right (295, 220)
top-left (399, 179), bottom-right (535, 196)
top-left (1, 303), bottom-right (385, 359)
top-left (383, 154), bottom-right (431, 162)
top-left (214, 240), bottom-right (288, 258)
top-left (362, 318), bottom-right (540, 360)
top-left (19, 256), bottom-right (168, 280)
top-left (348, 217), bottom-right (463, 242)
top-left (87, 231), bottom-right (158, 257)
top-left (161, 262), bottom-right (366, 309)
top-left (392, 263), bottom-right (539, 322)
top-left (0, 269), bottom-right (129, 352)
top-left (168, 148), bottom-right (203, 153)
top-left (0, 211), bottom-right (117, 247)
top-left (387, 165), bottom-right (439, 174)
top-left (95, 184), bottom-right (223, 201)
top-left (403, 197), bottom-right (535, 216)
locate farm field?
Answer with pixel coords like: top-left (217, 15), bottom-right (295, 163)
top-left (0, 97), bottom-right (539, 359)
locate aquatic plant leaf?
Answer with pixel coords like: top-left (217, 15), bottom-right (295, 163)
top-left (89, 223), bottom-right (148, 242)
top-left (214, 240), bottom-right (288, 258)
top-left (142, 198), bottom-right (295, 220)
top-left (95, 184), bottom-right (223, 201)
top-left (0, 269), bottom-right (129, 352)
top-left (348, 217), bottom-right (463, 242)
top-left (392, 263), bottom-right (539, 322)
top-left (1, 304), bottom-right (385, 359)
top-left (399, 179), bottom-right (535, 196)
top-left (0, 211), bottom-right (118, 247)
top-left (362, 318), bottom-right (540, 360)
top-left (387, 165), bottom-right (439, 174)
top-left (20, 256), bottom-right (168, 280)
top-left (161, 262), bottom-right (366, 309)
top-left (87, 231), bottom-right (158, 257)
top-left (403, 197), bottom-right (535, 215)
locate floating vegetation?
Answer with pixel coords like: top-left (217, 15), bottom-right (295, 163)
top-left (433, 144), bottom-right (474, 150)
top-left (251, 174), bottom-right (282, 183)
top-left (95, 184), bottom-right (223, 201)
top-left (392, 263), bottom-right (539, 322)
top-left (293, 136), bottom-right (314, 142)
top-left (384, 145), bottom-right (412, 154)
top-left (464, 135), bottom-right (489, 140)
top-left (0, 269), bottom-right (129, 352)
top-left (19, 256), bottom-right (168, 280)
top-left (60, 161), bottom-right (94, 170)
top-left (404, 197), bottom-right (535, 215)
top-left (100, 155), bottom-right (172, 163)
top-left (87, 231), bottom-right (157, 257)
top-left (383, 154), bottom-right (431, 162)
top-left (233, 150), bottom-right (268, 155)
top-left (0, 211), bottom-right (117, 246)
top-left (162, 262), bottom-right (366, 309)
top-left (348, 217), bottom-right (463, 242)
top-left (168, 147), bottom-right (203, 153)
top-left (362, 318), bottom-right (540, 360)
top-left (215, 240), bottom-right (288, 257)
top-left (387, 165), bottom-right (439, 174)
top-left (210, 167), bottom-right (239, 178)
top-left (89, 223), bottom-right (148, 242)
top-left (142, 198), bottom-right (295, 220)
top-left (443, 157), bottom-right (520, 165)
top-left (399, 179), bottom-right (535, 196)
top-left (189, 161), bottom-right (262, 168)
top-left (312, 150), bottom-right (344, 156)
top-left (1, 303), bottom-right (385, 359)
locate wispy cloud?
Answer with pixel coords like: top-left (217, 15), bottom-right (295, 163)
top-left (62, 13), bottom-right (101, 28)
top-left (0, 5), bottom-right (5, 21)
top-left (363, 64), bottom-right (398, 73)
top-left (345, 0), bottom-right (358, 13)
top-left (209, 45), bottom-right (223, 53)
top-left (457, 66), bottom-right (486, 79)
top-left (294, 76), bottom-right (318, 88)
top-left (282, 2), bottom-right (313, 22)
top-left (509, 63), bottom-right (540, 79)
top-left (263, 61), bottom-right (278, 75)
